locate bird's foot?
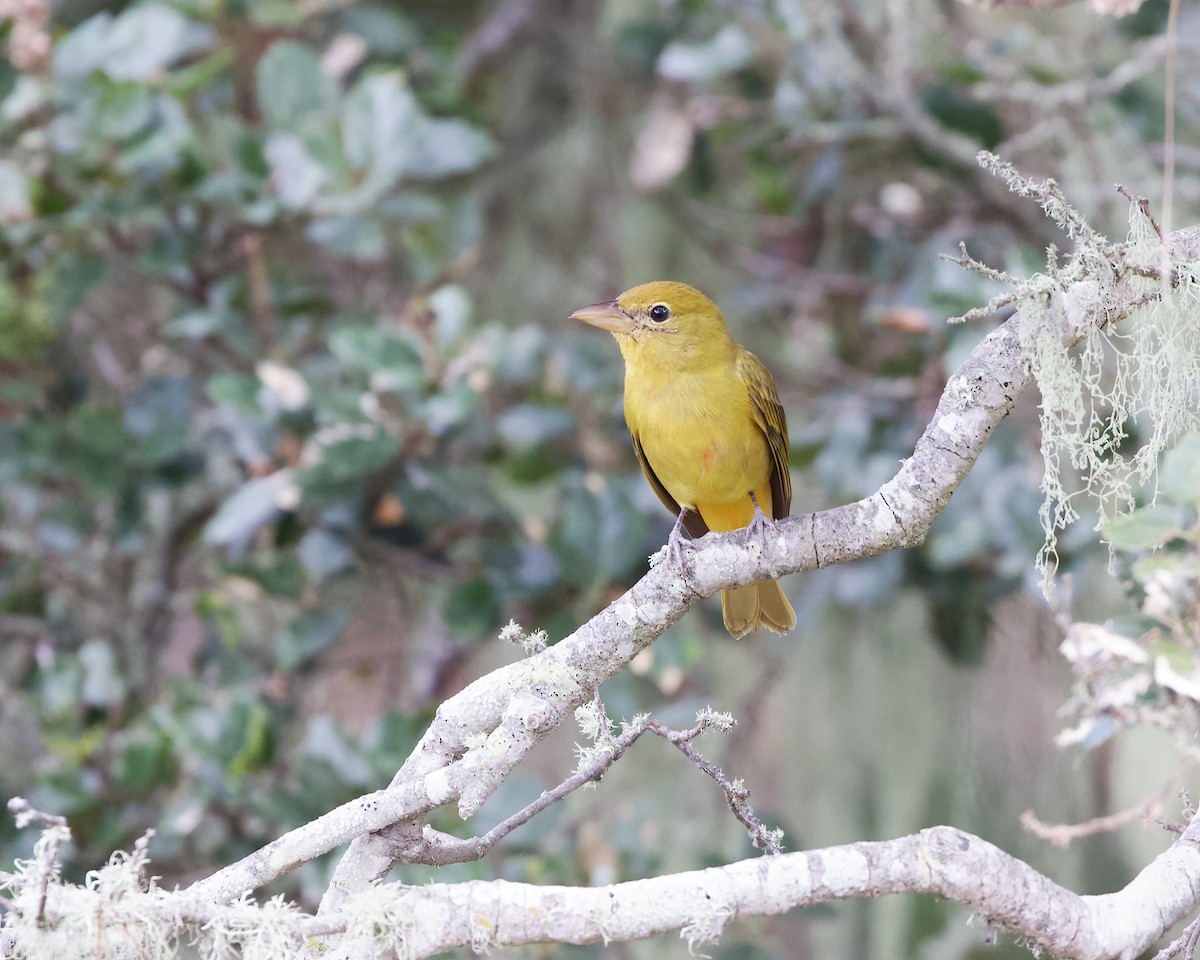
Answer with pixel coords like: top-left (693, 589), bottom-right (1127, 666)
top-left (652, 508), bottom-right (693, 570)
top-left (747, 493), bottom-right (776, 557)
top-left (665, 528), bottom-right (691, 570)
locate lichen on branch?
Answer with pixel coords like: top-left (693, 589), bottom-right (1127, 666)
top-left (952, 153), bottom-right (1200, 579)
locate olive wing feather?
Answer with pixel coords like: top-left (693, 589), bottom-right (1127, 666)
top-left (735, 348), bottom-right (791, 519)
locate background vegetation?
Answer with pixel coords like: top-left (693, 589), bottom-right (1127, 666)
top-left (1, 0), bottom-right (1197, 956)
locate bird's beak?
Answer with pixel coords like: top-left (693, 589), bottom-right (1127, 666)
top-left (570, 300), bottom-right (637, 334)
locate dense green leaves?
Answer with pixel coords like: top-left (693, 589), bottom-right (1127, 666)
top-left (0, 3), bottom-right (1194, 952)
top-left (256, 43), bottom-right (337, 130)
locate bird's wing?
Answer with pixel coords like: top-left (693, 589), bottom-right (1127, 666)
top-left (736, 348), bottom-right (792, 519)
top-left (631, 431), bottom-right (710, 538)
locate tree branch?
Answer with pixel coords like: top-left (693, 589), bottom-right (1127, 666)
top-left (180, 219), bottom-right (1200, 912)
top-left (12, 818), bottom-right (1200, 959)
top-left (1021, 779), bottom-right (1177, 848)
top-left (351, 815), bottom-right (1200, 958)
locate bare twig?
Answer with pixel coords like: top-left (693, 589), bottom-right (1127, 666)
top-left (976, 35), bottom-right (1171, 107)
top-left (414, 706), bottom-right (768, 865)
top-left (1021, 780), bottom-right (1175, 848)
top-left (413, 711), bottom-right (655, 866)
top-left (1153, 912), bottom-right (1200, 960)
top-left (648, 718), bottom-right (781, 854)
top-left (959, 0), bottom-right (1078, 8)
top-left (943, 242), bottom-right (1023, 286)
top-left (455, 0), bottom-right (538, 82)
top-left (1117, 185), bottom-right (1164, 241)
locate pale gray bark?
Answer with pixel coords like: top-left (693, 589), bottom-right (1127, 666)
top-left (9, 819), bottom-right (1200, 959)
top-left (361, 820), bottom-right (1200, 959)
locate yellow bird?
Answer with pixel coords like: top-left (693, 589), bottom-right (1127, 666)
top-left (572, 280), bottom-right (796, 639)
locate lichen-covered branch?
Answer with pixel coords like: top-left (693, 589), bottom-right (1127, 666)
top-left (355, 815), bottom-right (1200, 959)
top-left (7, 816), bottom-right (1200, 959)
top-left (178, 213), bottom-right (1200, 913)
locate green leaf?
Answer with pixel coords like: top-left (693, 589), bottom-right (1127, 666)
top-left (551, 477), bottom-right (647, 583)
top-left (41, 253), bottom-right (104, 326)
top-left (206, 373), bottom-right (261, 413)
top-left (306, 215), bottom-right (387, 260)
top-left (264, 133), bottom-right (328, 209)
top-left (657, 24), bottom-right (754, 84)
top-left (79, 638), bottom-right (126, 708)
top-left (121, 734), bottom-right (178, 791)
top-left (920, 85), bottom-right (1004, 150)
top-left (297, 715), bottom-right (372, 786)
top-left (0, 279), bottom-right (53, 359)
top-left (0, 159), bottom-right (32, 224)
top-left (1161, 433), bottom-right (1200, 505)
top-left (204, 473), bottom-right (294, 548)
top-left (328, 325), bottom-right (424, 380)
top-left (275, 608), bottom-right (350, 670)
top-left (297, 529), bottom-right (354, 581)
top-left (298, 434), bottom-right (401, 492)
top-left (341, 9), bottom-right (420, 55)
top-left (256, 41), bottom-right (336, 129)
top-left (445, 577), bottom-right (500, 637)
top-left (45, 725), bottom-right (106, 763)
top-left (248, 0), bottom-right (310, 27)
top-left (0, 379), bottom-right (44, 405)
top-left (123, 377), bottom-right (192, 465)
top-left (342, 72), bottom-right (421, 183)
top-left (339, 72), bottom-right (490, 190)
top-left (496, 404), bottom-right (574, 449)
top-left (224, 554), bottom-right (306, 598)
top-left (1103, 506), bottom-right (1179, 552)
top-left (407, 117), bottom-right (492, 180)
top-left (423, 382), bottom-right (479, 435)
top-left (163, 47), bottom-right (235, 96)
top-left (168, 309), bottom-right (224, 339)
top-left (54, 5), bottom-right (214, 83)
top-left (226, 703), bottom-right (275, 779)
top-left (429, 284), bottom-right (473, 347)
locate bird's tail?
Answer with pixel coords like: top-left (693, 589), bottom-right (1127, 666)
top-left (721, 579), bottom-right (796, 639)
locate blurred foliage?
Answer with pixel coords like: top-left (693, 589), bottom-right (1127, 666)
top-left (0, 0), bottom-right (1197, 956)
top-left (1058, 433), bottom-right (1200, 753)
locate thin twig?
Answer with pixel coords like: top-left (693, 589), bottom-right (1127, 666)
top-left (1117, 185), bottom-right (1163, 240)
top-left (414, 712), bottom-right (654, 866)
top-left (1021, 780), bottom-right (1174, 848)
top-left (943, 242), bottom-right (1022, 285)
top-left (976, 35), bottom-right (1171, 108)
top-left (647, 719), bottom-right (782, 854)
top-left (1153, 912), bottom-right (1200, 960)
top-left (415, 707), bottom-right (769, 864)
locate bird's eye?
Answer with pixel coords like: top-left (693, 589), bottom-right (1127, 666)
top-left (649, 304), bottom-right (670, 323)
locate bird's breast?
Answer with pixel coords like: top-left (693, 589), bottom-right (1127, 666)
top-left (624, 367), bottom-right (769, 509)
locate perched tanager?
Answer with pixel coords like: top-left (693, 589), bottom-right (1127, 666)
top-left (572, 281), bottom-right (796, 639)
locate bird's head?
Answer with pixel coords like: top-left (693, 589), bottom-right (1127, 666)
top-left (570, 281), bottom-right (734, 368)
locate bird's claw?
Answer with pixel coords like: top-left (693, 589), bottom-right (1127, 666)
top-left (654, 508), bottom-right (693, 571)
top-left (665, 526), bottom-right (692, 570)
top-left (747, 493), bottom-right (776, 555)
